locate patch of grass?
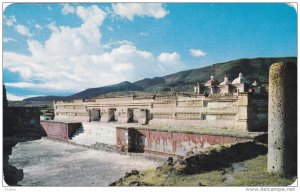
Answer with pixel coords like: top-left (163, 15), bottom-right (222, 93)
top-left (228, 155), bottom-right (296, 186)
top-left (164, 169), bottom-right (228, 186)
top-left (140, 168), bottom-right (166, 186)
top-left (117, 154), bottom-right (296, 186)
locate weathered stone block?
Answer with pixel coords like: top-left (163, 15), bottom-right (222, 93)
top-left (237, 94), bottom-right (249, 106)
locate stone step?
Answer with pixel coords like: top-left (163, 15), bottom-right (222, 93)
top-left (71, 135), bottom-right (115, 145)
top-left (71, 134), bottom-right (105, 141)
top-left (75, 129), bottom-right (115, 134)
top-left (82, 124), bottom-right (119, 128)
top-left (72, 135), bottom-right (114, 141)
top-left (71, 131), bottom-right (106, 138)
top-left (72, 132), bottom-right (110, 137)
top-left (81, 126), bottom-right (116, 129)
top-left (70, 138), bottom-right (96, 146)
top-left (70, 122), bottom-right (117, 147)
top-left (72, 129), bottom-right (115, 135)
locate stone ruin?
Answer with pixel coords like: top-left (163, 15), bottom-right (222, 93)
top-left (267, 62), bottom-right (297, 176)
top-left (51, 73), bottom-right (268, 132)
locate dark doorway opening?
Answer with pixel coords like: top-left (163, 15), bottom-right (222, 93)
top-left (91, 109), bottom-right (100, 121)
top-left (128, 128), bottom-right (145, 153)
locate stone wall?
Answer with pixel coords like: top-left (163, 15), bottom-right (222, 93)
top-left (53, 94), bottom-right (268, 132)
top-left (40, 121), bottom-right (81, 139)
top-left (116, 127), bottom-right (252, 157)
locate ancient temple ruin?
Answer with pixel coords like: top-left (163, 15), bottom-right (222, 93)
top-left (39, 72), bottom-right (267, 157)
top-left (52, 72), bottom-right (266, 131)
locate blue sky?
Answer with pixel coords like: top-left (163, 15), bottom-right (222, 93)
top-left (3, 3), bottom-right (297, 100)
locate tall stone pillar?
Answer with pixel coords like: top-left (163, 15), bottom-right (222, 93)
top-left (268, 62), bottom-right (297, 176)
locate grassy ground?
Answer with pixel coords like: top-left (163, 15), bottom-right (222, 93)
top-left (228, 155), bottom-right (296, 186)
top-left (114, 153), bottom-right (296, 186)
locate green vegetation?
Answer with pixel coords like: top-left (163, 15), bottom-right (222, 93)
top-left (8, 100), bottom-right (53, 108)
top-left (131, 125), bottom-right (265, 138)
top-left (113, 145), bottom-right (296, 186)
top-left (228, 155), bottom-right (296, 186)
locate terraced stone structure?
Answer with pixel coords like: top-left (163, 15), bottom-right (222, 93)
top-left (42, 73), bottom-right (267, 156)
top-left (53, 93), bottom-right (266, 131)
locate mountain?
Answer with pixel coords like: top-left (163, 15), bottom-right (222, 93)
top-left (134, 77), bottom-right (165, 89)
top-left (24, 81), bottom-right (143, 101)
top-left (24, 56), bottom-right (296, 101)
top-left (69, 81), bottom-right (143, 99)
top-left (136, 57), bottom-right (297, 92)
top-left (23, 96), bottom-right (66, 102)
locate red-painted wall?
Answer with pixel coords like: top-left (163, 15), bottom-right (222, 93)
top-left (40, 121), bottom-right (81, 139)
top-left (116, 127), bottom-right (252, 157)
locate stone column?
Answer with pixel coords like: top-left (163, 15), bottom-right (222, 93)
top-left (235, 93), bottom-right (249, 131)
top-left (268, 62), bottom-right (297, 176)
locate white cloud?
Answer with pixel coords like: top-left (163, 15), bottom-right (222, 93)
top-left (15, 24), bottom-right (32, 37)
top-left (76, 5), bottom-right (106, 25)
top-left (3, 5), bottom-right (185, 95)
top-left (112, 63), bottom-right (134, 73)
top-left (107, 26), bottom-right (113, 31)
top-left (47, 6), bottom-right (52, 10)
top-left (6, 93), bottom-right (43, 101)
top-left (6, 93), bottom-right (27, 101)
top-left (35, 24), bottom-right (42, 30)
top-left (190, 49), bottom-right (207, 57)
top-left (112, 3), bottom-right (168, 20)
top-left (5, 82), bottom-right (36, 88)
top-left (3, 38), bottom-right (17, 43)
top-left (4, 15), bottom-right (16, 26)
top-left (158, 52), bottom-right (180, 63)
top-left (140, 32), bottom-right (148, 36)
top-left (157, 52), bottom-right (185, 73)
top-left (47, 21), bottom-right (58, 32)
top-left (103, 40), bottom-right (134, 49)
top-left (61, 4), bottom-right (75, 15)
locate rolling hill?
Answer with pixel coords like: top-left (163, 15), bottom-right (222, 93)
top-left (69, 81), bottom-right (144, 99)
top-left (24, 56), bottom-right (297, 101)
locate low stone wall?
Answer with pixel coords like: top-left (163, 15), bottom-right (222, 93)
top-left (116, 127), bottom-right (252, 157)
top-left (40, 121), bottom-right (81, 139)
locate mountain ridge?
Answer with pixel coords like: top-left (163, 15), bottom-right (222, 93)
top-left (23, 56), bottom-right (297, 101)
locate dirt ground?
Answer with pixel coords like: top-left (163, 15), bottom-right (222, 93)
top-left (7, 138), bottom-right (159, 186)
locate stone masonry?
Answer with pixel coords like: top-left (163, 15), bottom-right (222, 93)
top-left (53, 93), bottom-right (267, 132)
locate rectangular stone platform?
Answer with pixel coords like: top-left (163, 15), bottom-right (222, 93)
top-left (116, 126), bottom-right (266, 157)
top-left (40, 120), bottom-right (81, 139)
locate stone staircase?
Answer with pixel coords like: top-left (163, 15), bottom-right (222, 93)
top-left (69, 122), bottom-right (117, 150)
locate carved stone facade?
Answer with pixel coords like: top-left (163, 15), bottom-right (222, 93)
top-left (53, 92), bottom-right (267, 132)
